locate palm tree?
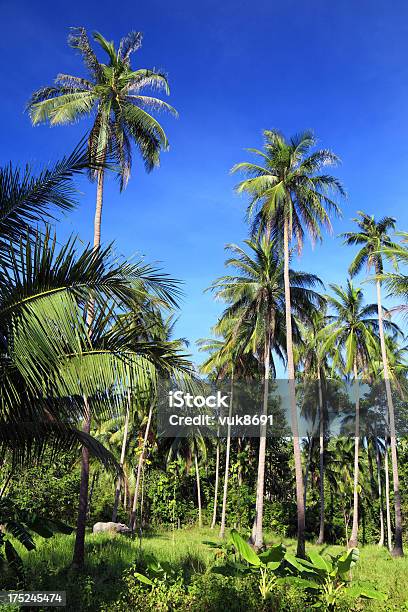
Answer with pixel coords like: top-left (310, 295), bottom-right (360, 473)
top-left (320, 280), bottom-right (398, 548)
top-left (342, 212), bottom-right (404, 556)
top-left (128, 314), bottom-right (191, 531)
top-left (231, 130), bottom-right (344, 556)
top-left (210, 237), bottom-right (323, 548)
top-left (297, 310), bottom-right (331, 544)
top-left (27, 27), bottom-right (176, 250)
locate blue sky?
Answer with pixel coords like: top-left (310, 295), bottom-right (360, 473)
top-left (2, 0), bottom-right (408, 367)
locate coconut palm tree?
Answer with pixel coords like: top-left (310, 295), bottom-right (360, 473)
top-left (198, 324), bottom-right (257, 538)
top-left (27, 27), bottom-right (176, 251)
top-left (231, 130), bottom-right (344, 556)
top-left (210, 237), bottom-right (323, 548)
top-left (342, 211), bottom-right (404, 556)
top-left (128, 314), bottom-right (191, 531)
top-left (297, 309), bottom-right (331, 544)
top-left (320, 280), bottom-right (398, 548)
top-left (27, 28), bottom-right (177, 565)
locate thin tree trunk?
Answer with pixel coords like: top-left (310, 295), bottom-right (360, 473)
top-left (219, 371), bottom-right (234, 538)
top-left (211, 436), bottom-right (220, 529)
top-left (283, 216), bottom-right (305, 558)
top-left (384, 437), bottom-right (392, 551)
top-left (317, 372), bottom-right (325, 545)
top-left (195, 452), bottom-right (202, 528)
top-left (348, 360), bottom-right (360, 549)
top-left (129, 403), bottom-right (153, 530)
top-left (72, 167), bottom-right (105, 567)
top-left (376, 280), bottom-right (403, 556)
top-left (303, 435), bottom-right (314, 510)
top-left (252, 323), bottom-right (271, 550)
top-left (73, 397), bottom-right (91, 567)
top-left (375, 437), bottom-right (385, 547)
top-left (237, 437), bottom-right (243, 486)
top-left (112, 391), bottom-right (130, 522)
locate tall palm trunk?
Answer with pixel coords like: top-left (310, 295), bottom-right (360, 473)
top-left (112, 390), bottom-right (130, 522)
top-left (211, 435), bottom-right (220, 529)
top-left (303, 435), bottom-right (314, 510)
top-left (384, 437), bottom-right (392, 551)
top-left (195, 452), bottom-right (202, 528)
top-left (72, 167), bottom-right (105, 567)
top-left (129, 402), bottom-right (154, 530)
top-left (73, 397), bottom-right (91, 566)
top-left (375, 437), bottom-right (385, 547)
top-left (376, 279), bottom-right (403, 556)
top-left (219, 371), bottom-right (234, 538)
top-left (252, 319), bottom-right (271, 550)
top-left (317, 372), bottom-right (325, 544)
top-left (283, 216), bottom-right (305, 558)
top-left (348, 360), bottom-right (360, 548)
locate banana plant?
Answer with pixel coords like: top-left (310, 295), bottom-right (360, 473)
top-left (284, 548), bottom-right (387, 610)
top-left (209, 529), bottom-right (286, 600)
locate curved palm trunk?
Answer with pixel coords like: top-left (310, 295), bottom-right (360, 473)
top-left (252, 322), bottom-right (271, 550)
top-left (348, 360), bottom-right (360, 549)
top-left (211, 436), bottom-right (220, 529)
top-left (129, 402), bottom-right (154, 531)
top-left (283, 217), bottom-right (305, 558)
top-left (219, 371), bottom-right (234, 538)
top-left (375, 437), bottom-right (385, 547)
top-left (72, 167), bottom-right (105, 567)
top-left (376, 280), bottom-right (403, 556)
top-left (384, 437), bottom-right (392, 551)
top-left (112, 390), bottom-right (130, 522)
top-left (195, 452), bottom-right (202, 528)
top-left (317, 372), bottom-right (325, 544)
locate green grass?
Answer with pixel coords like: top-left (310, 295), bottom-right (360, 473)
top-left (12, 528), bottom-right (408, 611)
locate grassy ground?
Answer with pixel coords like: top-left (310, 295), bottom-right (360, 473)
top-left (7, 528), bottom-right (408, 611)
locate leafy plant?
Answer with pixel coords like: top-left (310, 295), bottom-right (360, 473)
top-left (0, 496), bottom-right (73, 583)
top-left (209, 529), bottom-right (286, 600)
top-left (284, 547), bottom-right (387, 610)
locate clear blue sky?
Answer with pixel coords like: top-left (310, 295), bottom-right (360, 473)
top-left (2, 0), bottom-right (408, 367)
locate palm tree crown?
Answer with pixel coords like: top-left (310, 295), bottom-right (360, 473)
top-left (231, 130), bottom-right (345, 247)
top-left (28, 28), bottom-right (177, 187)
top-left (342, 211), bottom-right (397, 276)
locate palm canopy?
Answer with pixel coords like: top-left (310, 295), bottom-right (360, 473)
top-left (320, 280), bottom-right (400, 376)
top-left (0, 143), bottom-right (92, 266)
top-left (27, 28), bottom-right (177, 187)
top-left (231, 130), bottom-right (345, 248)
top-left (342, 211), bottom-right (398, 276)
top-left (208, 237), bottom-right (325, 372)
top-left (377, 232), bottom-right (408, 317)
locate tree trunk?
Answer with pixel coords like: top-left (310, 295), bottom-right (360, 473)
top-left (348, 360), bottom-right (360, 549)
top-left (283, 217), bottom-right (305, 558)
top-left (252, 329), bottom-right (271, 550)
top-left (317, 372), bottom-right (325, 545)
top-left (384, 438), bottom-right (392, 551)
top-left (129, 403), bottom-right (153, 530)
top-left (376, 280), bottom-right (403, 556)
top-left (72, 167), bottom-right (105, 567)
top-left (112, 390), bottom-right (130, 522)
top-left (375, 437), bottom-right (385, 547)
top-left (195, 452), bottom-right (202, 528)
top-left (72, 397), bottom-right (91, 567)
top-left (303, 435), bottom-right (314, 510)
top-left (219, 371), bottom-right (234, 538)
top-left (211, 436), bottom-right (220, 529)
